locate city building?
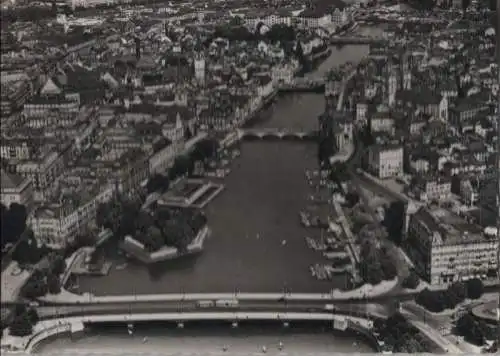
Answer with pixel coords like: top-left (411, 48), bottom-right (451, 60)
top-left (331, 6), bottom-right (350, 27)
top-left (298, 9), bottom-right (332, 29)
top-left (3, 147), bottom-right (66, 202)
top-left (405, 205), bottom-right (498, 285)
top-left (367, 144), bottom-right (403, 179)
top-left (0, 169), bottom-right (34, 209)
top-left (29, 179), bottom-right (114, 248)
top-left (412, 176), bottom-right (452, 203)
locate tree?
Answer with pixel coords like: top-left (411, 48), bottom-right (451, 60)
top-left (317, 137), bottom-right (335, 166)
top-left (416, 288), bottom-right (445, 313)
top-left (295, 41), bottom-right (304, 62)
top-left (146, 174), bottom-right (169, 193)
top-left (11, 229), bottom-right (44, 265)
top-left (228, 16), bottom-right (243, 27)
top-left (266, 24), bottom-right (295, 43)
top-left (8, 203), bottom-right (28, 237)
top-left (51, 255), bottom-right (66, 276)
top-left (14, 304), bottom-right (27, 318)
top-left (380, 246), bottom-right (398, 280)
top-left (118, 200), bottom-right (141, 238)
top-left (1, 203), bottom-right (10, 247)
top-left (448, 281), bottom-right (467, 303)
top-left (359, 241), bottom-right (384, 285)
top-left (47, 273), bottom-right (61, 294)
top-left (160, 220), bottom-right (189, 253)
top-left (466, 278), bottom-right (484, 299)
top-left (142, 226), bottom-right (164, 252)
top-left (169, 155), bottom-right (193, 179)
top-left (192, 138), bottom-right (219, 162)
top-left (9, 316), bottom-right (33, 337)
top-left (385, 313), bottom-right (410, 336)
top-left (183, 126), bottom-right (193, 140)
top-left (22, 278), bottom-right (48, 299)
top-left (135, 211), bottom-right (154, 234)
top-left (1, 203), bottom-right (28, 247)
top-left (26, 308), bottom-right (39, 325)
top-left (455, 313), bottom-right (485, 346)
top-left (330, 162), bottom-right (350, 183)
top-left (402, 270), bottom-right (420, 289)
top-left (344, 192), bottom-right (360, 207)
top-left (95, 202), bottom-right (112, 229)
top-left (383, 201), bottom-right (406, 245)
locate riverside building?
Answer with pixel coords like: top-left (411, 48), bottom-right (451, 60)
top-left (405, 205), bottom-right (498, 285)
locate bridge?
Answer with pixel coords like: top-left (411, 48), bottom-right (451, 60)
top-left (4, 309), bottom-right (377, 354)
top-left (236, 128), bottom-right (318, 140)
top-left (278, 77), bottom-right (325, 91)
top-left (329, 36), bottom-right (386, 45)
top-left (2, 296), bottom-right (471, 354)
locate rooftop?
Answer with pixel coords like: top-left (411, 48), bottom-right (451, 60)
top-left (415, 205), bottom-right (488, 246)
top-left (0, 169), bottom-right (27, 190)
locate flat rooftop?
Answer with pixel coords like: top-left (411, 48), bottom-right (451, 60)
top-left (426, 206), bottom-right (488, 245)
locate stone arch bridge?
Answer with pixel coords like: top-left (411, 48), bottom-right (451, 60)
top-left (236, 128), bottom-right (319, 141)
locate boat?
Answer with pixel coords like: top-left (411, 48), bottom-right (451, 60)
top-left (127, 323), bottom-right (134, 335)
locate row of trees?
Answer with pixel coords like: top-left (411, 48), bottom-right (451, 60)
top-left (455, 313), bottom-right (498, 346)
top-left (415, 278), bottom-right (484, 313)
top-left (374, 313), bottom-right (426, 353)
top-left (9, 305), bottom-right (39, 337)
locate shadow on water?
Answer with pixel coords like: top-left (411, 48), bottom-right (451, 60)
top-left (145, 253), bottom-right (202, 281)
top-left (92, 238), bottom-right (203, 282)
top-left (87, 320), bottom-right (344, 336)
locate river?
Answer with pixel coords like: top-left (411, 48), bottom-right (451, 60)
top-left (35, 322), bottom-right (374, 354)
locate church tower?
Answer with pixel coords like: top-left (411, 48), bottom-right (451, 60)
top-left (194, 53), bottom-right (205, 85)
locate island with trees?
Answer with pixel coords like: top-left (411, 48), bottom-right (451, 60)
top-left (119, 206), bottom-right (210, 264)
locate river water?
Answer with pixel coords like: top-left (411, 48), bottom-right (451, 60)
top-left (35, 323), bottom-right (374, 354)
top-left (40, 45), bottom-right (373, 354)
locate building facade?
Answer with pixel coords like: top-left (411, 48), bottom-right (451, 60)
top-left (368, 144), bottom-right (404, 179)
top-left (405, 206), bottom-right (498, 285)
